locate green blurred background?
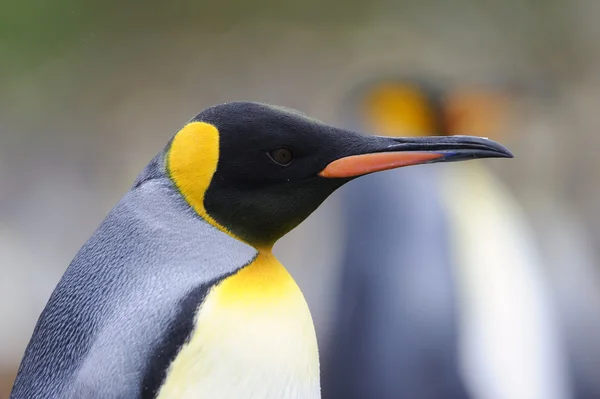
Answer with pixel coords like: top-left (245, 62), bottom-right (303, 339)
top-left (1, 0), bottom-right (600, 397)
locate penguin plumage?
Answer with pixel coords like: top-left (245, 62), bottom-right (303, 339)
top-left (10, 101), bottom-right (511, 399)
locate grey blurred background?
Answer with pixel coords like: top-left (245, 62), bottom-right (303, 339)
top-left (1, 0), bottom-right (600, 397)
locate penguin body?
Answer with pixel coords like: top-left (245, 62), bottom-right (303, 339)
top-left (11, 102), bottom-right (511, 399)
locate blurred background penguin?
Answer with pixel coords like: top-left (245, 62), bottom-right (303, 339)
top-left (314, 74), bottom-right (600, 399)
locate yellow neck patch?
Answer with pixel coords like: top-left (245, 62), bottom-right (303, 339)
top-left (167, 121), bottom-right (235, 238)
top-left (214, 251), bottom-right (306, 306)
top-left (361, 83), bottom-right (436, 137)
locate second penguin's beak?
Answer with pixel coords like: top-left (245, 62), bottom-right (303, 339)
top-left (319, 135), bottom-right (513, 178)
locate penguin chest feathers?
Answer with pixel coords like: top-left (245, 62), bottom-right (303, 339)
top-left (156, 251), bottom-right (321, 399)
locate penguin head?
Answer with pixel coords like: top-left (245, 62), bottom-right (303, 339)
top-left (166, 101), bottom-right (511, 248)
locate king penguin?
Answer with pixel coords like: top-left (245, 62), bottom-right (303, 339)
top-left (321, 77), bottom-right (572, 399)
top-left (10, 101), bottom-right (511, 399)
top-left (322, 77), bottom-right (473, 399)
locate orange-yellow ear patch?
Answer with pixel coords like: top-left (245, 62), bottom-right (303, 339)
top-left (361, 83), bottom-right (436, 137)
top-left (167, 121), bottom-right (232, 237)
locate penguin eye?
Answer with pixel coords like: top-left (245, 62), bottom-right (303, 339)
top-left (268, 148), bottom-right (294, 166)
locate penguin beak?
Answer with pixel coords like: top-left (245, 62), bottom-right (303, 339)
top-left (319, 135), bottom-right (513, 178)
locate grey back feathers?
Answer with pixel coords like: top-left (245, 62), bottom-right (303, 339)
top-left (10, 151), bottom-right (257, 399)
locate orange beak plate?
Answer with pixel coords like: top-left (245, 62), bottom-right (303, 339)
top-left (319, 152), bottom-right (444, 178)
